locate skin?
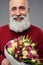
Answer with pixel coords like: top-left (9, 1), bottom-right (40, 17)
top-left (9, 0), bottom-right (30, 21)
top-left (1, 0), bottom-right (30, 65)
top-left (1, 58), bottom-right (11, 65)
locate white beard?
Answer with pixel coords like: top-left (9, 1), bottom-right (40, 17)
top-left (9, 14), bottom-right (31, 32)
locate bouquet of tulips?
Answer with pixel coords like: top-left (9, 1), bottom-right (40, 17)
top-left (4, 36), bottom-right (43, 65)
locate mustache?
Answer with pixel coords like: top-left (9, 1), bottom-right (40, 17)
top-left (12, 15), bottom-right (25, 20)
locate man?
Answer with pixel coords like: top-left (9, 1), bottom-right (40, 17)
top-left (0, 0), bottom-right (43, 65)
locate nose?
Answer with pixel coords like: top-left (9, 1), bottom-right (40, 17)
top-left (16, 8), bottom-right (20, 16)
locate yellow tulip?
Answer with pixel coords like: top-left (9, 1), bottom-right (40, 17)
top-left (30, 49), bottom-right (37, 55)
top-left (31, 43), bottom-right (36, 47)
top-left (22, 55), bottom-right (27, 59)
top-left (12, 42), bottom-right (17, 49)
top-left (22, 50), bottom-right (28, 56)
top-left (31, 58), bottom-right (36, 62)
top-left (24, 42), bottom-right (30, 46)
top-left (7, 48), bottom-right (13, 54)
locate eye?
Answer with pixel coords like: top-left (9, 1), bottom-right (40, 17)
top-left (19, 6), bottom-right (25, 10)
top-left (11, 7), bottom-right (16, 11)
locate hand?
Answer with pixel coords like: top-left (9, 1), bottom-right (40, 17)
top-left (1, 58), bottom-right (11, 65)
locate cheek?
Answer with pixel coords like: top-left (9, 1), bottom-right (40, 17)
top-left (10, 10), bottom-right (16, 16)
top-left (20, 10), bottom-right (28, 15)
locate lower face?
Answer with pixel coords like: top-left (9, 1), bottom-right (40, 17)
top-left (9, 13), bottom-right (31, 32)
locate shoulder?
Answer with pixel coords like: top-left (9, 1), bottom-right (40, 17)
top-left (0, 24), bottom-right (9, 30)
top-left (29, 24), bottom-right (43, 38)
top-left (0, 24), bottom-right (9, 34)
top-left (30, 24), bottom-right (43, 33)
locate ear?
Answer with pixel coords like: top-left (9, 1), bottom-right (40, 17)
top-left (28, 8), bottom-right (30, 13)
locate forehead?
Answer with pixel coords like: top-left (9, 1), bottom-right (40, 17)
top-left (9, 0), bottom-right (28, 7)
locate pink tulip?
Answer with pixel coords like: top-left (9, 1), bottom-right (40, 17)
top-left (28, 52), bottom-right (33, 59)
top-left (26, 46), bottom-right (31, 52)
top-left (19, 56), bottom-right (23, 61)
top-left (6, 42), bottom-right (12, 48)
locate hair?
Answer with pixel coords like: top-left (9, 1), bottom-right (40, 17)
top-left (9, 0), bottom-right (29, 5)
top-left (9, 0), bottom-right (30, 9)
top-left (27, 0), bottom-right (29, 3)
top-left (27, 0), bottom-right (29, 7)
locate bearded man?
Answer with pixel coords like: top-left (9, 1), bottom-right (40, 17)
top-left (0, 0), bottom-right (43, 65)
